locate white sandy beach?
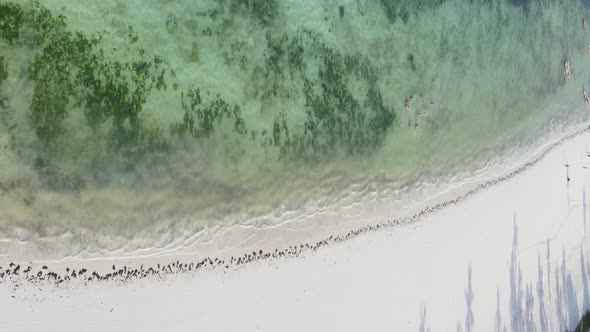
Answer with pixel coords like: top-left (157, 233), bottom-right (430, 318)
top-left (2, 123), bottom-right (590, 331)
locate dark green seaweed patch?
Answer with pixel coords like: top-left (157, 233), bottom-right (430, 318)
top-left (379, 0), bottom-right (447, 23)
top-left (0, 2), bottom-right (24, 45)
top-left (1, 0), bottom-right (578, 170)
top-left (229, 0), bottom-right (278, 26)
top-left (13, 0), bottom-right (396, 166)
top-left (259, 30), bottom-right (396, 161)
top-left (171, 86), bottom-right (247, 139)
top-left (77, 52), bottom-right (171, 154)
top-left (0, 55), bottom-right (6, 108)
top-left (297, 49), bottom-right (395, 158)
top-left (17, 1), bottom-right (173, 156)
top-left (0, 56), bottom-right (7, 86)
top-left (27, 3), bottom-right (100, 143)
top-left (0, 1), bottom-right (251, 174)
top-left (261, 33), bottom-right (290, 99)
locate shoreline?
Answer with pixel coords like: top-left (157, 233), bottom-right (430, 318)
top-left (1, 106), bottom-right (583, 265)
top-left (2, 120), bottom-right (590, 288)
top-left (3, 101), bottom-right (590, 331)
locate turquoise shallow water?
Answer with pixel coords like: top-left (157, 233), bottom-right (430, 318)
top-left (0, 0), bottom-right (590, 254)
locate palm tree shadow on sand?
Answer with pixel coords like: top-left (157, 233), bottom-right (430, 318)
top-left (420, 215), bottom-right (590, 331)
